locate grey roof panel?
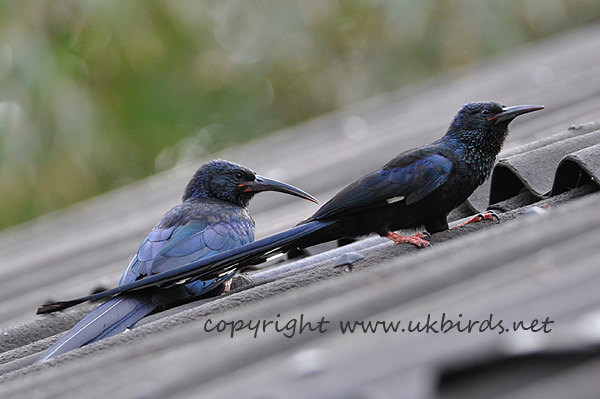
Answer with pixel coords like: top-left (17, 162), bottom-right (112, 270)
top-left (490, 127), bottom-right (600, 202)
top-left (467, 122), bottom-right (600, 212)
top-left (552, 142), bottom-right (600, 195)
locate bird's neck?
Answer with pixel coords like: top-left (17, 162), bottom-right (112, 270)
top-left (444, 127), bottom-right (507, 184)
top-left (183, 190), bottom-right (252, 209)
top-left (183, 185), bottom-right (251, 209)
top-left (183, 172), bottom-right (211, 202)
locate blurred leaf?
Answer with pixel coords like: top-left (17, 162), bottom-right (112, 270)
top-left (0, 0), bottom-right (598, 229)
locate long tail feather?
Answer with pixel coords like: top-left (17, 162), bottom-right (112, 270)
top-left (36, 293), bottom-right (156, 362)
top-left (37, 220), bottom-right (331, 314)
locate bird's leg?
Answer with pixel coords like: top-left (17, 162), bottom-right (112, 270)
top-left (221, 279), bottom-right (232, 295)
top-left (451, 211), bottom-right (499, 230)
top-left (385, 231), bottom-right (431, 248)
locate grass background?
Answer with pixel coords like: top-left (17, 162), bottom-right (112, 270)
top-left (0, 0), bottom-right (599, 229)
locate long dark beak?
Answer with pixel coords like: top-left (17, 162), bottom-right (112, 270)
top-left (489, 104), bottom-right (545, 124)
top-left (240, 175), bottom-right (318, 203)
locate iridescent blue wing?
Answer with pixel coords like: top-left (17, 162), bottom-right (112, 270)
top-left (119, 225), bottom-right (180, 285)
top-left (150, 219), bottom-right (255, 275)
top-left (313, 150), bottom-right (453, 220)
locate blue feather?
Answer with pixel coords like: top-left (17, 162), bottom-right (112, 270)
top-left (36, 159), bottom-right (314, 362)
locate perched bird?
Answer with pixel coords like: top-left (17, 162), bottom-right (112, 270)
top-left (285, 101), bottom-right (545, 249)
top-left (37, 102), bottom-right (543, 316)
top-left (36, 159), bottom-right (317, 362)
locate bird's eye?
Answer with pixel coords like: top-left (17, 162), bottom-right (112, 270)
top-left (481, 108), bottom-right (492, 117)
top-left (234, 171), bottom-right (244, 180)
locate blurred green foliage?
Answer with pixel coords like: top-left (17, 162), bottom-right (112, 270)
top-left (0, 0), bottom-right (599, 229)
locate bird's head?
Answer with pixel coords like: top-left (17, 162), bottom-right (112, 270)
top-left (447, 101), bottom-right (544, 153)
top-left (183, 159), bottom-right (317, 207)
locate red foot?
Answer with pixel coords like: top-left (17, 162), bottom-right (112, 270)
top-left (451, 211), bottom-right (499, 230)
top-left (221, 279), bottom-right (232, 295)
top-left (386, 231), bottom-right (431, 248)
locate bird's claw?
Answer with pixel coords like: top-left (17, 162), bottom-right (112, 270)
top-left (386, 231), bottom-right (431, 248)
top-left (452, 210), bottom-right (500, 230)
top-left (476, 211), bottom-right (499, 223)
top-left (413, 232), bottom-right (433, 248)
top-left (221, 279), bottom-right (232, 295)
top-left (419, 231), bottom-right (432, 240)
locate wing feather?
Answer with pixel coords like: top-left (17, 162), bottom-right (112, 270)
top-left (312, 150), bottom-right (453, 220)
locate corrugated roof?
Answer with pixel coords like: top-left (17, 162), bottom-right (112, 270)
top-left (467, 120), bottom-right (600, 211)
top-left (1, 22), bottom-right (600, 399)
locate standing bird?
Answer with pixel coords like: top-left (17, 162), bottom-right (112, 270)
top-left (285, 101), bottom-right (545, 249)
top-left (37, 102), bottom-right (543, 317)
top-left (36, 159), bottom-right (317, 362)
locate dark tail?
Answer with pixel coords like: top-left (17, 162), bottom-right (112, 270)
top-left (36, 293), bottom-right (157, 362)
top-left (37, 220), bottom-right (332, 315)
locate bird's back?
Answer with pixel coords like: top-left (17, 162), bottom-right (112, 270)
top-left (295, 136), bottom-right (492, 246)
top-left (121, 198), bottom-right (255, 285)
